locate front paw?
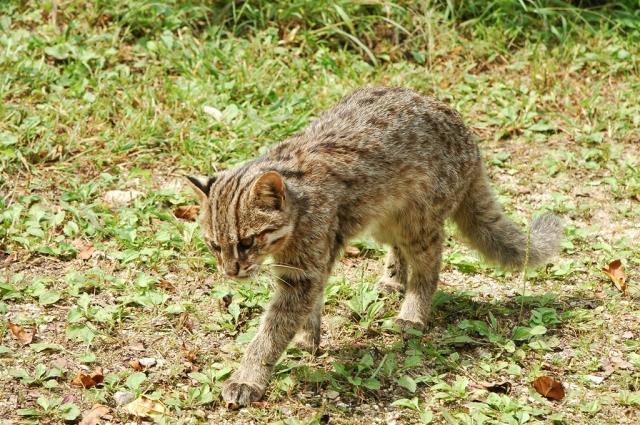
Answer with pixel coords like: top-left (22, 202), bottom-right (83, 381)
top-left (395, 317), bottom-right (425, 332)
top-left (375, 276), bottom-right (405, 294)
top-left (222, 378), bottom-right (264, 409)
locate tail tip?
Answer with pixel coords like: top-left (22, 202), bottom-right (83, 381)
top-left (530, 213), bottom-right (563, 264)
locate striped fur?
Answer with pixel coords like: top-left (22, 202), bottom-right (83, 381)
top-left (188, 87), bottom-right (562, 407)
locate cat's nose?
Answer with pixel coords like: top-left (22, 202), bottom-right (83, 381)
top-left (224, 261), bottom-right (240, 277)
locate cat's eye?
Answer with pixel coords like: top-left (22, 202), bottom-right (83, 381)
top-left (239, 236), bottom-right (254, 250)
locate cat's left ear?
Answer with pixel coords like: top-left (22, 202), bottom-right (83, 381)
top-left (251, 171), bottom-right (285, 210)
top-left (186, 175), bottom-right (216, 203)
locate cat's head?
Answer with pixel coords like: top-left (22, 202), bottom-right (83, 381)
top-left (187, 171), bottom-right (295, 279)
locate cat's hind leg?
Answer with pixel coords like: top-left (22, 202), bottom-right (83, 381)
top-left (375, 246), bottom-right (408, 293)
top-left (395, 225), bottom-right (443, 330)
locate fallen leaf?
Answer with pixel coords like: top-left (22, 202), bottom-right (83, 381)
top-left (73, 241), bottom-right (95, 260)
top-left (129, 359), bottom-right (144, 371)
top-left (158, 278), bottom-right (176, 292)
top-left (182, 342), bottom-right (197, 362)
top-left (103, 190), bottom-right (143, 207)
top-left (71, 367), bottom-right (104, 388)
top-left (177, 312), bottom-right (193, 333)
top-left (8, 322), bottom-right (35, 344)
top-left (532, 376), bottom-right (565, 401)
top-left (174, 205), bottom-right (199, 221)
top-left (79, 404), bottom-right (110, 425)
top-left (602, 259), bottom-right (627, 293)
top-left (124, 395), bottom-right (167, 418)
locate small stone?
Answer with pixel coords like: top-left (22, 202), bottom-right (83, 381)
top-left (103, 190), bottom-right (143, 207)
top-left (138, 357), bottom-right (157, 368)
top-left (325, 390), bottom-right (339, 400)
top-left (586, 375), bottom-right (605, 385)
top-left (114, 390), bottom-right (135, 406)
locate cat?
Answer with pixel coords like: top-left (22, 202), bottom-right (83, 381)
top-left (187, 86), bottom-right (562, 408)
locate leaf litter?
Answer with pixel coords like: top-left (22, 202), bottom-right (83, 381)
top-left (602, 259), bottom-right (627, 294)
top-left (532, 376), bottom-right (565, 401)
top-left (8, 322), bottom-right (36, 344)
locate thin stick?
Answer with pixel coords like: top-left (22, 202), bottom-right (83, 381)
top-left (518, 218), bottom-right (533, 323)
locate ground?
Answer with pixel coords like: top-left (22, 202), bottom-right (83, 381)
top-left (1, 1), bottom-right (639, 424)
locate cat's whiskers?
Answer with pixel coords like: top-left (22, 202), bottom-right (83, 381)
top-left (260, 268), bottom-right (294, 289)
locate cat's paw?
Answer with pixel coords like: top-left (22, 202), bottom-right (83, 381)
top-left (375, 276), bottom-right (405, 294)
top-left (293, 330), bottom-right (321, 355)
top-left (222, 378), bottom-right (264, 409)
top-left (395, 317), bottom-right (425, 332)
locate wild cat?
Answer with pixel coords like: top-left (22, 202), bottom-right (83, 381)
top-left (187, 87), bottom-right (561, 407)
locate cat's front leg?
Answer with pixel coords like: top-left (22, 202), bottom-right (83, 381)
top-left (292, 296), bottom-right (323, 354)
top-left (222, 273), bottom-right (322, 408)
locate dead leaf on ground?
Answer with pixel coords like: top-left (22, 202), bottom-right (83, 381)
top-left (177, 312), bottom-right (194, 333)
top-left (8, 322), bottom-right (36, 344)
top-left (602, 260), bottom-right (627, 293)
top-left (158, 278), bottom-right (176, 292)
top-left (532, 375), bottom-right (565, 401)
top-left (73, 240), bottom-right (95, 260)
top-left (129, 359), bottom-right (144, 371)
top-left (79, 404), bottom-right (110, 425)
top-left (174, 205), bottom-right (199, 221)
top-left (182, 342), bottom-right (199, 371)
top-left (71, 367), bottom-right (104, 388)
top-left (124, 395), bottom-right (167, 418)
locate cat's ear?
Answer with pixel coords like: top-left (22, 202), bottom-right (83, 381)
top-left (250, 171), bottom-right (285, 210)
top-left (186, 175), bottom-right (216, 203)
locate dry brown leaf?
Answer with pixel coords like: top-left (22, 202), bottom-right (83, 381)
top-left (174, 205), bottom-right (199, 221)
top-left (79, 404), bottom-right (110, 425)
top-left (129, 359), bottom-right (144, 371)
top-left (158, 278), bottom-right (176, 292)
top-left (177, 312), bottom-right (194, 333)
top-left (74, 241), bottom-right (95, 260)
top-left (602, 259), bottom-right (627, 293)
top-left (532, 375), bottom-right (565, 401)
top-left (8, 322), bottom-right (35, 344)
top-left (71, 367), bottom-right (104, 388)
top-left (124, 395), bottom-right (167, 418)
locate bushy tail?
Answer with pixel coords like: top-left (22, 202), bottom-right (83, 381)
top-left (453, 166), bottom-right (562, 269)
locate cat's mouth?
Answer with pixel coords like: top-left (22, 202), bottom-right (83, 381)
top-left (228, 264), bottom-right (259, 280)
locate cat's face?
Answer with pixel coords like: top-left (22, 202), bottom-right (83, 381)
top-left (187, 171), bottom-right (295, 279)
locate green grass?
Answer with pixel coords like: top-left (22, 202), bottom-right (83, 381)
top-left (2, 1), bottom-right (640, 424)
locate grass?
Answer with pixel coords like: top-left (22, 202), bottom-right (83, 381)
top-left (1, 1), bottom-right (640, 423)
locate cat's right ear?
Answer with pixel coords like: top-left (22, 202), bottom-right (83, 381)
top-left (186, 175), bottom-right (216, 203)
